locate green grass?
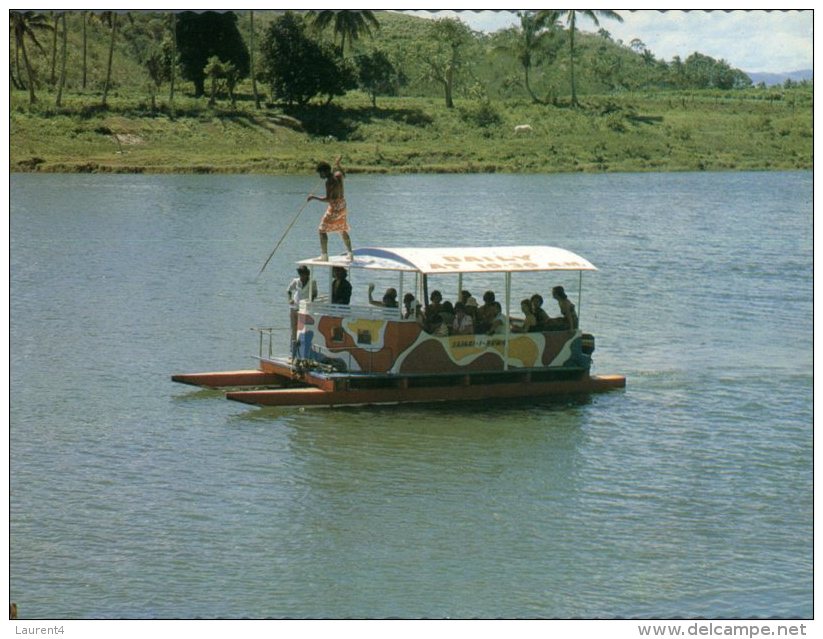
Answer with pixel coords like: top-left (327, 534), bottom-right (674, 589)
top-left (9, 85), bottom-right (813, 175)
top-left (9, 11), bottom-right (812, 175)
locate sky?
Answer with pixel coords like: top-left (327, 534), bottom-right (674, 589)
top-left (400, 8), bottom-right (813, 74)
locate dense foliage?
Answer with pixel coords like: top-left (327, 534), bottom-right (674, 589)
top-left (355, 50), bottom-right (402, 107)
top-left (259, 12), bottom-right (355, 106)
top-left (175, 11), bottom-right (249, 97)
top-left (10, 9), bottom-right (791, 111)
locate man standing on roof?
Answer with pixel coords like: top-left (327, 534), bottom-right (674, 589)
top-left (307, 156), bottom-right (353, 261)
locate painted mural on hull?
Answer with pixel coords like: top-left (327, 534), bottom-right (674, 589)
top-left (294, 313), bottom-right (591, 374)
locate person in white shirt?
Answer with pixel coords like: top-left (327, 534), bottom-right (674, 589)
top-left (287, 265), bottom-right (318, 348)
top-left (451, 302), bottom-right (474, 335)
top-left (486, 302), bottom-right (507, 336)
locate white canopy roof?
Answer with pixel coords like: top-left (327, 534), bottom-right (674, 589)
top-left (300, 246), bottom-right (596, 274)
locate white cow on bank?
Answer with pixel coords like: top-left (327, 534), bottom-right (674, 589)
top-left (514, 124), bottom-right (533, 134)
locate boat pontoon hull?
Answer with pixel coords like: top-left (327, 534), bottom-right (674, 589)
top-left (225, 373), bottom-right (626, 407)
top-left (174, 356), bottom-right (625, 408)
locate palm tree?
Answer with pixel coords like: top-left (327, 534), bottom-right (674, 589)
top-left (99, 11), bottom-right (119, 107)
top-left (168, 11), bottom-right (177, 114)
top-left (308, 10), bottom-right (379, 56)
top-left (249, 10), bottom-right (261, 109)
top-left (495, 11), bottom-right (561, 104)
top-left (55, 11), bottom-right (68, 106)
top-left (49, 10), bottom-right (59, 86)
top-left (538, 9), bottom-right (622, 106)
top-left (10, 11), bottom-right (52, 105)
top-left (82, 10), bottom-right (88, 89)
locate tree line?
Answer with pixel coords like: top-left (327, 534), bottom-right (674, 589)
top-left (10, 9), bottom-right (764, 113)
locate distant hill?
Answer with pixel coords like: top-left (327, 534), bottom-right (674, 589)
top-left (747, 69), bottom-right (813, 86)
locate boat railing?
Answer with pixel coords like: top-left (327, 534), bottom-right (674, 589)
top-left (251, 327), bottom-right (276, 359)
top-left (300, 300), bottom-right (402, 321)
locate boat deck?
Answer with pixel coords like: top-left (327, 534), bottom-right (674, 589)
top-left (172, 357), bottom-right (625, 408)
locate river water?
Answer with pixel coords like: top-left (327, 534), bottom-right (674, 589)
top-left (9, 171), bottom-right (812, 619)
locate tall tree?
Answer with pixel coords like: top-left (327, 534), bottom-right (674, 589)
top-left (81, 10), bottom-right (88, 89)
top-left (120, 13), bottom-right (174, 111)
top-left (355, 50), bottom-right (400, 107)
top-left (260, 12), bottom-right (354, 107)
top-left (143, 48), bottom-right (168, 111)
top-left (176, 11), bottom-right (249, 97)
top-left (538, 9), bottom-right (623, 106)
top-left (168, 12), bottom-right (177, 113)
top-left (55, 11), bottom-right (68, 106)
top-left (99, 11), bottom-right (119, 107)
top-left (49, 10), bottom-right (59, 86)
top-left (307, 10), bottom-right (379, 55)
top-left (249, 10), bottom-right (261, 109)
top-left (419, 17), bottom-right (475, 109)
top-left (10, 11), bottom-right (52, 105)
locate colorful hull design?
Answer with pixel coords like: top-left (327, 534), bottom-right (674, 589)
top-left (295, 311), bottom-right (592, 375)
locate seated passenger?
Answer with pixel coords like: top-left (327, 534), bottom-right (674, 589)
top-left (511, 298), bottom-right (537, 333)
top-left (429, 314), bottom-right (449, 337)
top-left (486, 302), bottom-right (507, 336)
top-left (464, 295), bottom-right (478, 321)
top-left (451, 302), bottom-right (474, 335)
top-left (546, 285), bottom-right (578, 330)
top-left (439, 300), bottom-right (455, 327)
top-left (424, 290), bottom-right (443, 324)
top-left (460, 289), bottom-right (478, 310)
top-left (367, 283), bottom-right (398, 308)
top-left (331, 266), bottom-right (352, 304)
top-left (402, 293), bottom-right (423, 323)
top-left (460, 291), bottom-right (479, 322)
top-left (530, 293), bottom-right (550, 331)
top-left (475, 290), bottom-right (497, 333)
top-left (423, 290), bottom-right (443, 332)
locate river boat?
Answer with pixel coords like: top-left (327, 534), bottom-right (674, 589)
top-left (172, 246), bottom-right (625, 407)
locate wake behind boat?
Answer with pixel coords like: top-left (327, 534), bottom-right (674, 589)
top-left (172, 245), bottom-right (625, 407)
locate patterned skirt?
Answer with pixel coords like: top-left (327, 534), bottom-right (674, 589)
top-left (318, 198), bottom-right (350, 233)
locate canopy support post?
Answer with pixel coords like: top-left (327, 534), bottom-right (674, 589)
top-left (422, 274), bottom-right (429, 311)
top-left (504, 272), bottom-right (511, 371)
top-left (398, 271), bottom-right (405, 319)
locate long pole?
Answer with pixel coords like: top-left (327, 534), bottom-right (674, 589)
top-left (257, 182), bottom-right (322, 278)
top-left (256, 200), bottom-right (310, 278)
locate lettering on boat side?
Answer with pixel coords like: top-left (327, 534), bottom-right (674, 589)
top-left (15, 627), bottom-right (65, 635)
top-left (450, 338), bottom-right (506, 348)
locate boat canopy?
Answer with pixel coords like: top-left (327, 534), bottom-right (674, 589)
top-left (299, 246), bottom-right (597, 274)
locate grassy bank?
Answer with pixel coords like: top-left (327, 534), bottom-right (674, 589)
top-left (10, 87), bottom-right (812, 175)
